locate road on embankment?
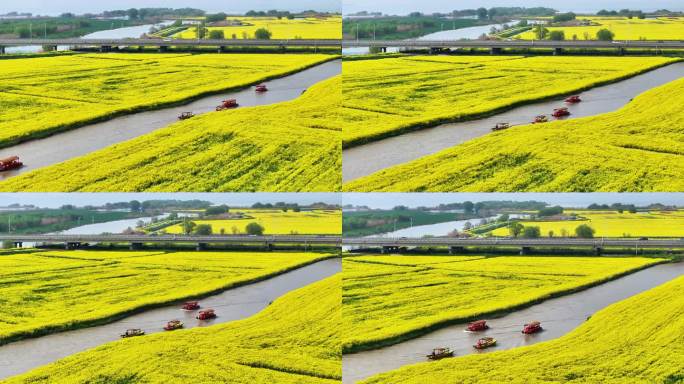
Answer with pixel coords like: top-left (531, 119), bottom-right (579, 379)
top-left (0, 258), bottom-right (341, 380)
top-left (0, 59), bottom-right (341, 180)
top-left (343, 61), bottom-right (684, 182)
top-left (342, 261), bottom-right (684, 383)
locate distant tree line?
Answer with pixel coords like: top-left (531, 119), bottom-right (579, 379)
top-left (103, 8), bottom-right (205, 20)
top-left (597, 9), bottom-right (646, 19)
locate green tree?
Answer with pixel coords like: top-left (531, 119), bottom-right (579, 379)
top-left (549, 30), bottom-right (565, 41)
top-left (194, 224), bottom-right (213, 235)
top-left (182, 221), bottom-right (196, 235)
top-left (463, 201), bottom-right (474, 214)
top-left (245, 222), bottom-right (265, 235)
top-left (575, 224), bottom-right (596, 238)
top-left (534, 24), bottom-right (549, 39)
top-left (477, 7), bottom-right (488, 19)
top-left (127, 8), bottom-right (139, 20)
top-left (196, 23), bottom-right (208, 39)
top-left (508, 222), bottom-right (524, 237)
top-left (208, 30), bottom-right (225, 39)
top-left (522, 226), bottom-right (541, 238)
top-left (596, 28), bottom-right (615, 41)
top-left (129, 200), bottom-right (141, 212)
top-left (254, 28), bottom-right (272, 39)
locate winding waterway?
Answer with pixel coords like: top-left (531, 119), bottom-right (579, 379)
top-left (342, 261), bottom-right (683, 383)
top-left (0, 257), bottom-right (340, 380)
top-left (343, 61), bottom-right (684, 182)
top-left (0, 59), bottom-right (340, 179)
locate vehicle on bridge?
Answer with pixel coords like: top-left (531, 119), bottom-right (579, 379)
top-left (552, 107), bottom-right (571, 118)
top-left (565, 95), bottom-right (582, 103)
top-left (164, 319), bottom-right (184, 331)
top-left (522, 320), bottom-right (543, 334)
top-left (255, 84), bottom-right (268, 93)
top-left (0, 156), bottom-right (23, 172)
top-left (492, 122), bottom-right (511, 131)
top-left (533, 115), bottom-right (548, 124)
top-left (473, 337), bottom-right (497, 349)
top-left (196, 309), bottom-right (217, 320)
top-left (427, 347), bottom-right (454, 360)
top-left (181, 301), bottom-right (200, 310)
top-left (120, 328), bottom-right (145, 338)
top-left (216, 99), bottom-right (239, 111)
top-left (466, 320), bottom-right (489, 332)
top-left (178, 112), bottom-right (195, 120)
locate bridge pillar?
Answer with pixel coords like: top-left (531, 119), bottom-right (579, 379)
top-left (429, 47), bottom-right (441, 55)
top-left (100, 45), bottom-right (112, 53)
top-left (617, 47), bottom-right (625, 55)
top-left (520, 246), bottom-right (532, 255)
top-left (594, 247), bottom-right (603, 256)
top-left (0, 46), bottom-right (5, 54)
top-left (137, 45), bottom-right (144, 52)
top-left (196, 242), bottom-right (207, 251)
top-left (490, 47), bottom-right (502, 55)
top-left (159, 46), bottom-right (169, 53)
top-left (13, 242), bottom-right (22, 248)
top-left (449, 246), bottom-right (465, 255)
top-left (380, 47), bottom-right (387, 53)
top-left (218, 45), bottom-right (226, 53)
top-left (266, 242), bottom-right (274, 251)
top-left (65, 242), bottom-right (80, 250)
top-left (129, 242), bottom-right (143, 250)
top-left (553, 47), bottom-right (563, 56)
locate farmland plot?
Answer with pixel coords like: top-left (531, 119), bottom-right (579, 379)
top-left (360, 273), bottom-right (684, 384)
top-left (344, 74), bottom-right (684, 192)
top-left (0, 75), bottom-right (342, 192)
top-left (342, 255), bottom-right (663, 352)
top-left (342, 55), bottom-right (677, 147)
top-left (0, 53), bottom-right (333, 147)
top-left (5, 275), bottom-right (341, 384)
top-left (0, 250), bottom-right (332, 343)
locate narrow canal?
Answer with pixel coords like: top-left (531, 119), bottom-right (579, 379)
top-left (0, 59), bottom-right (341, 179)
top-left (343, 61), bottom-right (684, 182)
top-left (0, 257), bottom-right (340, 380)
top-left (342, 260), bottom-right (683, 383)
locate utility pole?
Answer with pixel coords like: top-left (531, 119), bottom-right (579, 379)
top-left (7, 216), bottom-right (11, 233)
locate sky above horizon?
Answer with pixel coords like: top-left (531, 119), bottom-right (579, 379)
top-left (344, 0), bottom-right (684, 14)
top-left (0, 0), bottom-right (340, 15)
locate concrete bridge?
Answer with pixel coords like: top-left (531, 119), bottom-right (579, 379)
top-left (0, 234), bottom-right (342, 250)
top-left (342, 39), bottom-right (684, 54)
top-left (0, 38), bottom-right (342, 53)
top-left (343, 237), bottom-right (684, 255)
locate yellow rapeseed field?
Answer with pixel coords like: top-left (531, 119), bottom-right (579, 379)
top-left (5, 275), bottom-right (341, 384)
top-left (491, 210), bottom-right (684, 237)
top-left (341, 55), bottom-right (677, 147)
top-left (342, 255), bottom-right (663, 352)
top-left (0, 249), bottom-right (333, 344)
top-left (176, 16), bottom-right (342, 39)
top-left (0, 53), bottom-right (333, 148)
top-left (164, 209), bottom-right (341, 234)
top-left (518, 16), bottom-right (684, 40)
top-left (0, 75), bottom-right (341, 192)
top-left (360, 274), bottom-right (684, 384)
top-left (344, 72), bottom-right (684, 192)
